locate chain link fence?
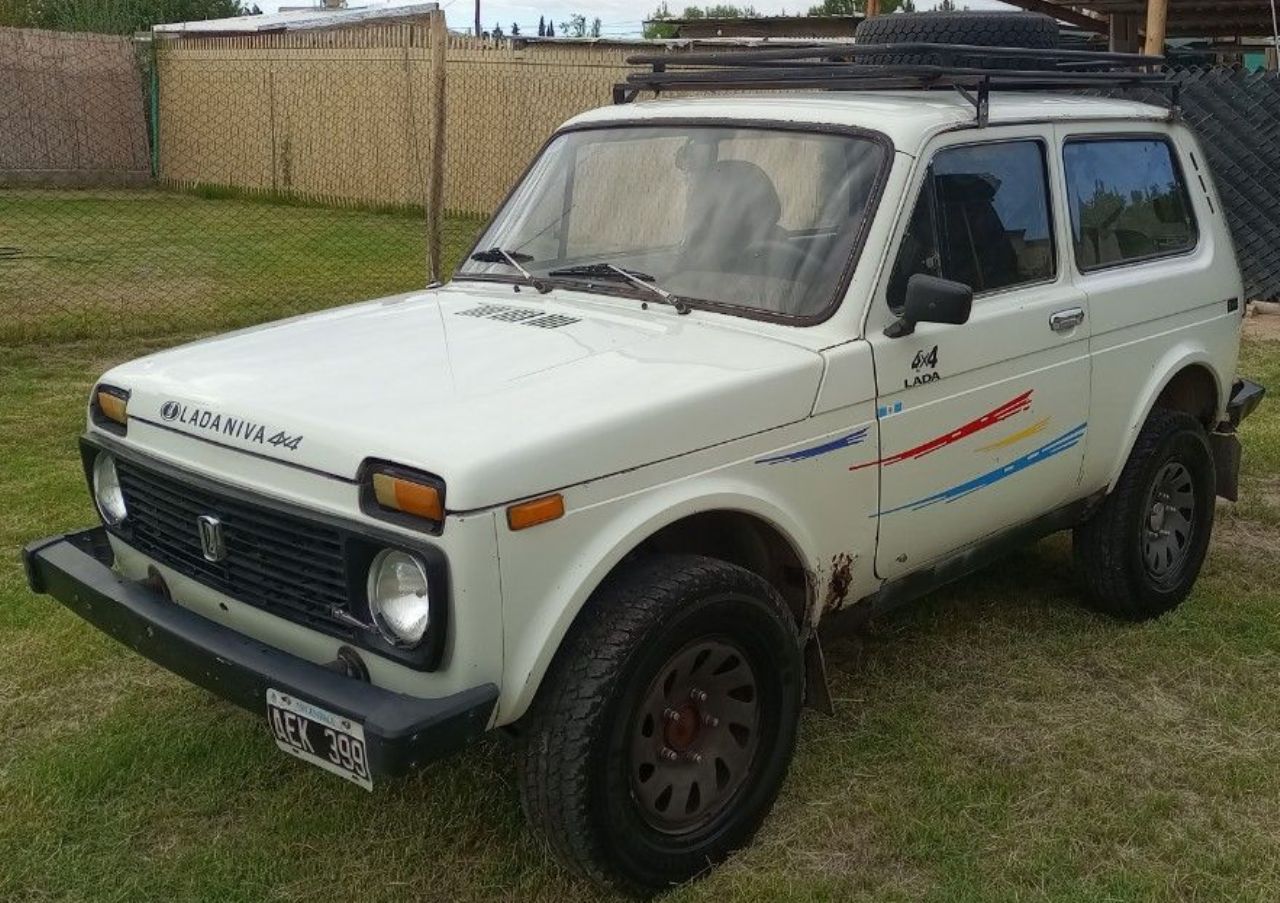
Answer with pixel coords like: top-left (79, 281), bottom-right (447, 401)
top-left (1095, 67), bottom-right (1280, 303)
top-left (4, 25), bottom-right (1279, 347)
top-left (0, 19), bottom-right (642, 345)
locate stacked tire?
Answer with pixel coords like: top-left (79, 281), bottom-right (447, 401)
top-left (853, 11), bottom-right (1060, 69)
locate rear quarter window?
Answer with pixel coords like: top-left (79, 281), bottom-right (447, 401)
top-left (1062, 137), bottom-right (1197, 271)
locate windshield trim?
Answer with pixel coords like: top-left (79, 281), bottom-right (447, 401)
top-left (454, 117), bottom-right (896, 327)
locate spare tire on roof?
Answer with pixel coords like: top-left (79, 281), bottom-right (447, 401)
top-left (853, 11), bottom-right (1060, 70)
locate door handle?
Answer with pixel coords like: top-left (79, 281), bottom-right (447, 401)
top-left (1049, 307), bottom-right (1085, 332)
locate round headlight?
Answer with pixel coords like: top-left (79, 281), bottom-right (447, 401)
top-left (366, 549), bottom-right (431, 647)
top-left (92, 453), bottom-right (127, 525)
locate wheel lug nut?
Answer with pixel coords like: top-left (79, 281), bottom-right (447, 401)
top-left (685, 751), bottom-right (703, 764)
top-left (663, 707), bottom-right (681, 723)
top-left (660, 747), bottom-right (679, 762)
top-left (689, 688), bottom-right (708, 703)
top-left (701, 713), bottom-right (719, 727)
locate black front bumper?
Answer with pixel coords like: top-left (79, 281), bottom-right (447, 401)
top-left (23, 527), bottom-right (497, 780)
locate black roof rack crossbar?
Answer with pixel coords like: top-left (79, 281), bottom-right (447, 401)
top-left (625, 64), bottom-right (1164, 89)
top-left (624, 42), bottom-right (1163, 69)
top-left (612, 42), bottom-right (1171, 121)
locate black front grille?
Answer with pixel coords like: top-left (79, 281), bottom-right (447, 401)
top-left (114, 458), bottom-right (357, 638)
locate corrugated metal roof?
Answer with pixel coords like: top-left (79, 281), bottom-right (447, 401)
top-left (152, 1), bottom-right (437, 35)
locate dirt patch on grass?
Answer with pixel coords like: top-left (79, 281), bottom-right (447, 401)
top-left (1244, 310), bottom-right (1280, 342)
top-left (1214, 509), bottom-right (1280, 557)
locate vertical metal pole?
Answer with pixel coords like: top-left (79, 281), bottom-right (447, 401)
top-left (149, 37), bottom-right (160, 179)
top-left (426, 10), bottom-right (448, 283)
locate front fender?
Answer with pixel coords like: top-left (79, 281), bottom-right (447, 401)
top-left (492, 475), bottom-right (819, 725)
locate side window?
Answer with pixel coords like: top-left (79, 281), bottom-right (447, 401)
top-left (887, 140), bottom-right (1055, 311)
top-left (1063, 138), bottom-right (1197, 270)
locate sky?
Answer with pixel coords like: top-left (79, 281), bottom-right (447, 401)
top-left (257, 0), bottom-right (1014, 39)
top-left (439, 0), bottom-right (1013, 38)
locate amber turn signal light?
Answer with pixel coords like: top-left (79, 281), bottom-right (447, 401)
top-left (507, 494), bottom-right (565, 531)
top-left (372, 472), bottom-right (444, 522)
top-left (93, 386), bottom-right (129, 431)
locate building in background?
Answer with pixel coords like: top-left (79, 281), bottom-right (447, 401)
top-left (650, 14), bottom-right (864, 39)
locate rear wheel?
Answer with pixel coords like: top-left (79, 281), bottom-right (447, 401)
top-left (517, 555), bottom-right (803, 896)
top-left (1073, 409), bottom-right (1216, 620)
top-left (854, 11), bottom-right (1060, 69)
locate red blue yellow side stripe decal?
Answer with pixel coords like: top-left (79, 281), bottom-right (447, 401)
top-left (851, 390), bottom-right (1033, 472)
top-left (877, 423), bottom-right (1087, 516)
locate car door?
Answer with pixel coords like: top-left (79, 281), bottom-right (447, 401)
top-left (865, 129), bottom-right (1092, 581)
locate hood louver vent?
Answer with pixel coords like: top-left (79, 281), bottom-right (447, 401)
top-left (456, 304), bottom-right (580, 330)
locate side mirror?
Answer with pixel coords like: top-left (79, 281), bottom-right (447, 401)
top-left (885, 274), bottom-right (973, 338)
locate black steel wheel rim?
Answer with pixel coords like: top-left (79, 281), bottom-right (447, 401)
top-left (1142, 460), bottom-right (1196, 582)
top-left (628, 636), bottom-right (761, 834)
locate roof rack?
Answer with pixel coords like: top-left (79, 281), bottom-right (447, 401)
top-left (613, 43), bottom-right (1172, 126)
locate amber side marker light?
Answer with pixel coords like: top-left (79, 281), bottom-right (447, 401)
top-left (96, 389), bottom-right (128, 425)
top-left (372, 472), bottom-right (444, 522)
top-left (507, 494), bottom-right (565, 531)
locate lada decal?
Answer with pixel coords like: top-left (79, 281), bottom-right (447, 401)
top-left (158, 400), bottom-right (304, 451)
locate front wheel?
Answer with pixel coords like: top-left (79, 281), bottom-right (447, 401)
top-left (516, 555), bottom-right (803, 896)
top-left (1073, 408), bottom-right (1216, 620)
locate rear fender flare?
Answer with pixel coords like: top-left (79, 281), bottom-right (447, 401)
top-left (1104, 346), bottom-right (1223, 494)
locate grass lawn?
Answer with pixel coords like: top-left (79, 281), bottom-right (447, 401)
top-left (0, 188), bottom-right (484, 345)
top-left (1, 285), bottom-right (1278, 897)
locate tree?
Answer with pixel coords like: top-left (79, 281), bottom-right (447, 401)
top-left (559, 13), bottom-right (586, 36)
top-left (0, 0), bottom-right (251, 33)
top-left (492, 21), bottom-right (503, 37)
top-left (511, 21), bottom-right (520, 34)
top-left (545, 18), bottom-right (554, 35)
top-left (537, 14), bottom-right (545, 35)
top-left (590, 16), bottom-right (601, 36)
top-left (805, 0), bottom-right (911, 14)
top-left (644, 3), bottom-right (759, 38)
top-left (643, 1), bottom-right (675, 37)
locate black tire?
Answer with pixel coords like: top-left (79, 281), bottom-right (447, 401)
top-left (516, 554), bottom-right (804, 897)
top-left (1073, 408), bottom-right (1216, 620)
top-left (854, 11), bottom-right (1060, 70)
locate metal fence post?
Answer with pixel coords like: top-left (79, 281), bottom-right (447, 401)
top-left (426, 9), bottom-right (447, 283)
top-left (149, 35), bottom-right (160, 179)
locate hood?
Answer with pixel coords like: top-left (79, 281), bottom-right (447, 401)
top-left (102, 283), bottom-right (825, 510)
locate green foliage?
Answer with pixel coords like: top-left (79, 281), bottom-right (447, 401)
top-left (558, 11), bottom-right (585, 36)
top-left (0, 0), bottom-right (249, 34)
top-left (805, 0), bottom-right (912, 15)
top-left (643, 2), bottom-right (759, 38)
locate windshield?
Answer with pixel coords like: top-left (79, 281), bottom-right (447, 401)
top-left (458, 124), bottom-right (887, 320)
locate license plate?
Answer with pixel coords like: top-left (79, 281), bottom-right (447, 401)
top-left (266, 688), bottom-right (372, 790)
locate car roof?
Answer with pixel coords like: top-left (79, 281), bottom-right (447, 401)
top-left (564, 91), bottom-right (1173, 154)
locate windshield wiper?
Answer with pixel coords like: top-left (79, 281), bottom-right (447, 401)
top-left (546, 263), bottom-right (690, 315)
top-left (470, 247), bottom-right (551, 294)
